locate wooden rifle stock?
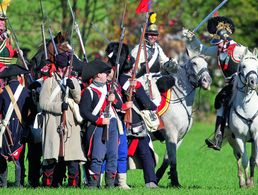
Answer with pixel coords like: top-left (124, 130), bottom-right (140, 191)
top-left (57, 118), bottom-right (65, 158)
top-left (124, 12), bottom-right (149, 127)
top-left (58, 53), bottom-right (74, 158)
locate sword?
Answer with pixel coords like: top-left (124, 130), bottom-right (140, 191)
top-left (193, 0), bottom-right (228, 33)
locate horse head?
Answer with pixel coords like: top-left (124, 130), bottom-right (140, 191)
top-left (30, 32), bottom-right (71, 79)
top-left (237, 50), bottom-right (258, 91)
top-left (186, 56), bottom-right (212, 90)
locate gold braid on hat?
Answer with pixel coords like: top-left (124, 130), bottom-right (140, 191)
top-left (216, 22), bottom-right (232, 35)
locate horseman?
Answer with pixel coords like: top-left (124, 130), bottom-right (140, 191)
top-left (131, 12), bottom-right (178, 104)
top-left (183, 16), bottom-right (248, 150)
top-left (131, 12), bottom-right (178, 77)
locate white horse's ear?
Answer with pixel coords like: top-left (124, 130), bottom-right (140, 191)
top-left (240, 47), bottom-right (250, 60)
top-left (253, 48), bottom-right (258, 58)
top-left (185, 46), bottom-right (198, 58)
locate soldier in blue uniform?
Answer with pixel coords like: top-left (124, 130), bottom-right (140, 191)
top-left (80, 59), bottom-right (122, 188)
top-left (183, 16), bottom-right (248, 150)
top-left (118, 55), bottom-right (158, 188)
top-left (104, 42), bottom-right (133, 189)
top-left (0, 64), bottom-right (31, 187)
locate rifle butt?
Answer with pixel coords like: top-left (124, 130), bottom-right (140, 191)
top-left (124, 109), bottom-right (132, 128)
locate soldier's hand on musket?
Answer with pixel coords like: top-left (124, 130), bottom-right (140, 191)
top-left (16, 48), bottom-right (23, 56)
top-left (107, 93), bottom-right (115, 102)
top-left (102, 118), bottom-right (110, 125)
top-left (61, 102), bottom-right (69, 111)
top-left (125, 101), bottom-right (133, 110)
top-left (182, 28), bottom-right (195, 41)
top-left (129, 79), bottom-right (137, 87)
top-left (66, 78), bottom-right (75, 89)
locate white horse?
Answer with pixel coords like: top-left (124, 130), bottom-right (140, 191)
top-left (225, 50), bottom-right (258, 188)
top-left (152, 56), bottom-right (212, 187)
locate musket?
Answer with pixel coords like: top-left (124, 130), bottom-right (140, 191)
top-left (0, 5), bottom-right (29, 70)
top-left (192, 0), bottom-right (228, 33)
top-left (39, 0), bottom-right (48, 60)
top-left (67, 0), bottom-right (88, 62)
top-left (143, 39), bottom-right (153, 99)
top-left (57, 8), bottom-right (76, 158)
top-left (102, 4), bottom-right (127, 141)
top-left (124, 12), bottom-right (149, 128)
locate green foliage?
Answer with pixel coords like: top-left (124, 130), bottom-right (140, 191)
top-left (5, 0), bottom-right (258, 59)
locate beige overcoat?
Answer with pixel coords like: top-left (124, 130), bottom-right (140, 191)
top-left (39, 74), bottom-right (86, 162)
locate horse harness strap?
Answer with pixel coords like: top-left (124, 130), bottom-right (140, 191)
top-left (233, 107), bottom-right (258, 130)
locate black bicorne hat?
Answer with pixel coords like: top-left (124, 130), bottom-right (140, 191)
top-left (82, 59), bottom-right (111, 82)
top-left (106, 42), bottom-right (129, 71)
top-left (72, 54), bottom-right (87, 74)
top-left (207, 16), bottom-right (235, 45)
top-left (0, 64), bottom-right (29, 78)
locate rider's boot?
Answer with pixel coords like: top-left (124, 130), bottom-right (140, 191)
top-left (205, 116), bottom-right (224, 151)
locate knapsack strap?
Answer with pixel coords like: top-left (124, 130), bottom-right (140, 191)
top-left (5, 85), bottom-right (23, 123)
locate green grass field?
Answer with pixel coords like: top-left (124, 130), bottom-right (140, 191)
top-left (0, 122), bottom-right (257, 194)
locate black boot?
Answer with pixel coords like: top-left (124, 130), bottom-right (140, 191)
top-left (88, 173), bottom-right (100, 188)
top-left (205, 116), bottom-right (224, 151)
top-left (105, 172), bottom-right (116, 188)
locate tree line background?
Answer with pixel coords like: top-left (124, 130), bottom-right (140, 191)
top-left (6, 0), bottom-right (258, 119)
top-left (7, 0), bottom-right (258, 59)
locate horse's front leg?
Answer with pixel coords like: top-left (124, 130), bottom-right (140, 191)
top-left (247, 136), bottom-right (258, 188)
top-left (156, 151), bottom-right (169, 184)
top-left (237, 158), bottom-right (246, 188)
top-left (166, 136), bottom-right (181, 188)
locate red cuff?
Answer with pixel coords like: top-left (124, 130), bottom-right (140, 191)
top-left (122, 103), bottom-right (129, 111)
top-left (96, 117), bottom-right (103, 125)
top-left (135, 81), bottom-right (142, 89)
top-left (113, 98), bottom-right (118, 104)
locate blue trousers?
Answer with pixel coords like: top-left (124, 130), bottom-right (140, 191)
top-left (90, 118), bottom-right (118, 174)
top-left (101, 122), bottom-right (128, 174)
top-left (134, 136), bottom-right (157, 183)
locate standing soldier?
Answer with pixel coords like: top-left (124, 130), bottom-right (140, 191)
top-left (0, 64), bottom-right (31, 187)
top-left (119, 55), bottom-right (158, 188)
top-left (80, 59), bottom-right (121, 188)
top-left (105, 42), bottom-right (133, 189)
top-left (183, 16), bottom-right (248, 150)
top-left (39, 49), bottom-right (86, 187)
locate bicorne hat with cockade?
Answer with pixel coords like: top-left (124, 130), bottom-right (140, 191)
top-left (207, 16), bottom-right (235, 45)
top-left (82, 59), bottom-right (111, 82)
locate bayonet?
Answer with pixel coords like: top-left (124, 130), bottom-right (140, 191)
top-left (68, 0), bottom-right (88, 62)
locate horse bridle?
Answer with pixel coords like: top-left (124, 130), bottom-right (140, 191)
top-left (233, 56), bottom-right (258, 131)
top-left (186, 57), bottom-right (209, 88)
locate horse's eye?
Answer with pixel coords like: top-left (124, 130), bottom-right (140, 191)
top-left (243, 65), bottom-right (246, 69)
